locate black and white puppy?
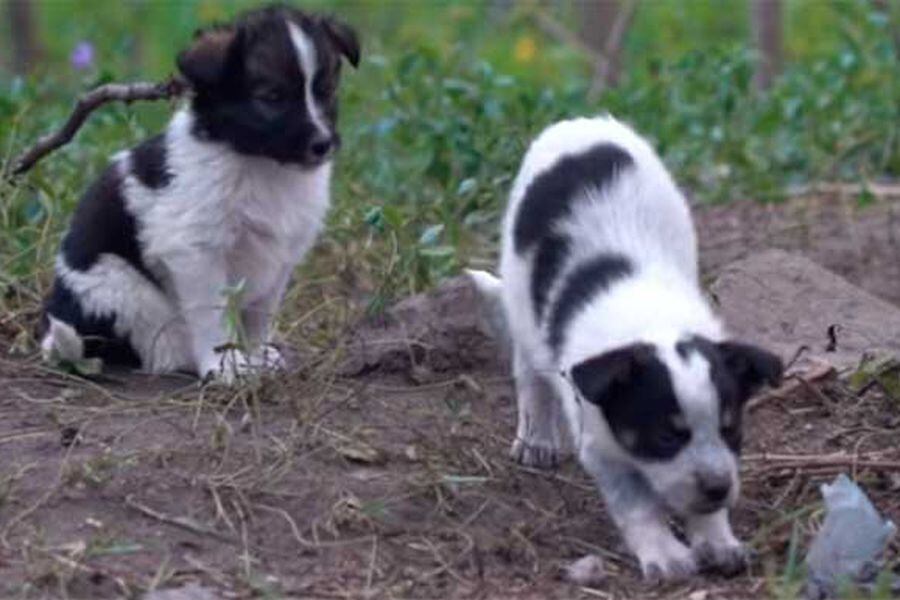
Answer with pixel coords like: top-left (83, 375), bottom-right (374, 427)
top-left (40, 5), bottom-right (359, 381)
top-left (469, 116), bottom-right (783, 581)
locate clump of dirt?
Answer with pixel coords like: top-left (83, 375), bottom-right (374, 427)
top-left (339, 275), bottom-right (505, 377)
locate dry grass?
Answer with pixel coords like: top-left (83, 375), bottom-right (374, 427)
top-left (0, 301), bottom-right (899, 600)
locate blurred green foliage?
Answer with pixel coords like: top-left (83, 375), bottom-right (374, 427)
top-left (1, 0), bottom-right (898, 306)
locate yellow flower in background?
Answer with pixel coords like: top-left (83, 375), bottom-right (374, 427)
top-left (514, 35), bottom-right (537, 64)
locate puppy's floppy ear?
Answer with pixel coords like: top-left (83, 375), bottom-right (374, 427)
top-left (570, 344), bottom-right (654, 407)
top-left (717, 341), bottom-right (783, 399)
top-left (321, 16), bottom-right (360, 68)
top-left (177, 26), bottom-right (238, 90)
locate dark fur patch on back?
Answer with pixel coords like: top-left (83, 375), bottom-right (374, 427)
top-left (43, 278), bottom-right (142, 368)
top-left (547, 253), bottom-right (633, 354)
top-left (513, 143), bottom-right (633, 254)
top-left (572, 344), bottom-right (690, 460)
top-left (130, 134), bottom-right (172, 189)
top-left (61, 163), bottom-right (159, 286)
top-left (531, 234), bottom-right (570, 319)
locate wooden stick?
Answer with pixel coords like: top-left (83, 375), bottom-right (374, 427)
top-left (588, 0), bottom-right (638, 99)
top-left (744, 451), bottom-right (900, 471)
top-left (7, 76), bottom-right (188, 177)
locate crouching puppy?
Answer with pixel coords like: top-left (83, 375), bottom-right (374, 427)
top-left (469, 116), bottom-right (782, 581)
top-left (40, 5), bottom-right (360, 381)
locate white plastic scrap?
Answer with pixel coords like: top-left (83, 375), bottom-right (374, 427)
top-left (804, 474), bottom-right (897, 599)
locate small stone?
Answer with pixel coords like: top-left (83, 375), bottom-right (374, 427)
top-left (143, 582), bottom-right (218, 600)
top-left (565, 554), bottom-right (606, 586)
top-left (688, 590), bottom-right (710, 600)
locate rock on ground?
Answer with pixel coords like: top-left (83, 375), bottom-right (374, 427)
top-left (564, 554), bottom-right (607, 587)
top-left (710, 249), bottom-right (900, 371)
top-left (143, 583), bottom-right (218, 600)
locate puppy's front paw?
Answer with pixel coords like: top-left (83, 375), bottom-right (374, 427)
top-left (202, 351), bottom-right (254, 384)
top-left (638, 542), bottom-right (698, 583)
top-left (693, 541), bottom-right (749, 576)
top-left (253, 344), bottom-right (287, 371)
top-left (510, 438), bottom-right (560, 469)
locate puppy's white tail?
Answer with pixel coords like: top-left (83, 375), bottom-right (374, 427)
top-left (465, 269), bottom-right (509, 346)
top-left (41, 316), bottom-right (85, 364)
top-left (466, 269), bottom-right (502, 301)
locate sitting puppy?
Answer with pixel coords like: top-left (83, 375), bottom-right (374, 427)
top-left (469, 116), bottom-right (782, 581)
top-left (40, 5), bottom-right (359, 380)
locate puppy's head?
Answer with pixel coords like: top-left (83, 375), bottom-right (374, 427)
top-left (177, 5), bottom-right (360, 167)
top-left (570, 337), bottom-right (782, 516)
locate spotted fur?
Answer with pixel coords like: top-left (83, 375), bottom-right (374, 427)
top-left (468, 115), bottom-right (782, 581)
top-left (41, 5), bottom-right (360, 381)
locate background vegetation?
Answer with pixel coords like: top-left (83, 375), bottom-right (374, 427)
top-left (1, 0), bottom-right (899, 316)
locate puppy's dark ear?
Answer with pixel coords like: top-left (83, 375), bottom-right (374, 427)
top-left (570, 344), bottom-right (654, 407)
top-left (717, 341), bottom-right (783, 399)
top-left (321, 16), bottom-right (360, 68)
top-left (177, 26), bottom-right (238, 90)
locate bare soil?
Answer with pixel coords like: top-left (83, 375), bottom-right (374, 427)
top-left (1, 191), bottom-right (899, 599)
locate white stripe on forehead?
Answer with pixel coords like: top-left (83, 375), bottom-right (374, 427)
top-left (286, 20), bottom-right (329, 136)
top-left (662, 345), bottom-right (718, 424)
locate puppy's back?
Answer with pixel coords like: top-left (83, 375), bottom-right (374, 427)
top-left (499, 116), bottom-right (701, 359)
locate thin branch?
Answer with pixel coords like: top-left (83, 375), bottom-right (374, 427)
top-left (588, 0), bottom-right (638, 99)
top-left (531, 10), bottom-right (604, 64)
top-left (7, 76), bottom-right (188, 178)
top-left (744, 451), bottom-right (900, 471)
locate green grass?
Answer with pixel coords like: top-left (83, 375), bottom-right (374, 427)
top-left (1, 0), bottom-right (899, 319)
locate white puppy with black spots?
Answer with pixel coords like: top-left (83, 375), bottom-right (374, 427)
top-left (40, 5), bottom-right (359, 382)
top-left (470, 116), bottom-right (782, 581)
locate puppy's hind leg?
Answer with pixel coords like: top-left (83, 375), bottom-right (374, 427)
top-left (510, 346), bottom-right (566, 469)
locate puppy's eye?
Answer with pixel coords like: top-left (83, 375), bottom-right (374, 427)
top-left (312, 72), bottom-right (336, 97)
top-left (254, 88), bottom-right (285, 103)
top-left (657, 423), bottom-right (690, 449)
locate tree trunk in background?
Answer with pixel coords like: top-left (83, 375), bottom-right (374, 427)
top-left (871, 0), bottom-right (900, 62)
top-left (7, 0), bottom-right (42, 75)
top-left (581, 0), bottom-right (623, 88)
top-left (750, 0), bottom-right (783, 91)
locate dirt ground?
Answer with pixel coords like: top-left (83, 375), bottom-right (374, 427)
top-left (1, 190), bottom-right (899, 599)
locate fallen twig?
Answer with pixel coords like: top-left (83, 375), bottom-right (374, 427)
top-left (744, 451), bottom-right (900, 472)
top-left (126, 494), bottom-right (238, 544)
top-left (7, 77), bottom-right (188, 178)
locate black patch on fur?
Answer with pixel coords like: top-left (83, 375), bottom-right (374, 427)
top-left (571, 343), bottom-right (690, 460)
top-left (676, 336), bottom-right (783, 453)
top-left (531, 234), bottom-right (570, 319)
top-left (513, 143), bottom-right (633, 254)
top-left (547, 253), bottom-right (633, 354)
top-left (61, 164), bottom-right (159, 286)
top-left (178, 5), bottom-right (358, 166)
top-left (43, 278), bottom-right (142, 368)
top-left (130, 134), bottom-right (172, 189)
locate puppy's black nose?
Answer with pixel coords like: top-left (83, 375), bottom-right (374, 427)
top-left (698, 475), bottom-right (731, 504)
top-left (309, 135), bottom-right (333, 159)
